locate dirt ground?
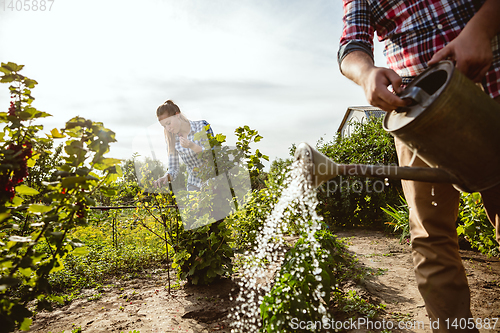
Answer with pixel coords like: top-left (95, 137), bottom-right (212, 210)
top-left (24, 230), bottom-right (500, 333)
top-left (336, 230), bottom-right (500, 333)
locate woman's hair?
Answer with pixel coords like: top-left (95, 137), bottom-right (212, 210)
top-left (157, 100), bottom-right (189, 154)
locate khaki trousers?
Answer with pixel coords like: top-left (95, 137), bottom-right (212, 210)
top-left (396, 139), bottom-right (500, 333)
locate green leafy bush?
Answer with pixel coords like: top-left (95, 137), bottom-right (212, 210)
top-left (457, 192), bottom-right (499, 257)
top-left (48, 241), bottom-right (165, 293)
top-left (260, 228), bottom-right (382, 332)
top-left (313, 118), bottom-right (403, 229)
top-left (173, 220), bottom-right (234, 285)
top-left (227, 158), bottom-right (291, 250)
top-left (0, 62), bottom-right (120, 331)
top-left (260, 229), bottom-right (339, 332)
top-left (382, 190), bottom-right (499, 256)
top-left (41, 211), bottom-right (167, 294)
top-left (136, 125), bottom-right (269, 285)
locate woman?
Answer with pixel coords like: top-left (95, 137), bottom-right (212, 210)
top-left (154, 100), bottom-right (214, 191)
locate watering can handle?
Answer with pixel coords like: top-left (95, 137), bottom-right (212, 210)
top-left (397, 86), bottom-right (430, 111)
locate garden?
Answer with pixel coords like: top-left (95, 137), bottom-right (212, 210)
top-left (1, 62), bottom-right (500, 333)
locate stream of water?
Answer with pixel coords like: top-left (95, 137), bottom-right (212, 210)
top-left (229, 157), bottom-right (331, 332)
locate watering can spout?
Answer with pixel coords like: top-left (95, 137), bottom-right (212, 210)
top-left (294, 142), bottom-right (464, 190)
top-left (294, 142), bottom-right (339, 188)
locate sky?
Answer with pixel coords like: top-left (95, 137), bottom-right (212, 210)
top-left (0, 0), bottom-right (385, 169)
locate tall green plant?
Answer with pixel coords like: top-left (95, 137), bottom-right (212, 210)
top-left (0, 62), bottom-right (121, 332)
top-left (382, 196), bottom-right (410, 244)
top-left (314, 118), bottom-right (403, 229)
top-left (173, 220), bottom-right (234, 285)
top-left (382, 185), bottom-right (499, 256)
top-left (135, 124), bottom-right (269, 285)
top-left (457, 192), bottom-right (499, 257)
top-left (260, 229), bottom-right (340, 332)
top-left (260, 228), bottom-right (384, 332)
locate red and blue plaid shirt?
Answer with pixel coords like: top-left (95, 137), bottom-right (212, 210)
top-left (338, 0), bottom-right (500, 98)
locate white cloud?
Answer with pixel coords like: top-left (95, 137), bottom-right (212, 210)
top-left (0, 0), bottom-right (380, 167)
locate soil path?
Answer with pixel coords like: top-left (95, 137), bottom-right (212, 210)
top-left (24, 230), bottom-right (500, 333)
top-left (337, 230), bottom-right (500, 333)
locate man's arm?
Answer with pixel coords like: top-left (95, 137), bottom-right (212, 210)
top-left (338, 0), bottom-right (408, 112)
top-left (429, 0), bottom-right (500, 82)
top-left (340, 50), bottom-right (409, 112)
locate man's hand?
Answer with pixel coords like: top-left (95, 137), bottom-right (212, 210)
top-left (428, 28), bottom-right (493, 82)
top-left (361, 66), bottom-right (409, 111)
top-left (429, 0), bottom-right (500, 82)
top-left (341, 51), bottom-right (409, 112)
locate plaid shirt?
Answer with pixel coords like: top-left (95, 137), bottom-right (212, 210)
top-left (339, 0), bottom-right (500, 98)
top-left (166, 120), bottom-right (214, 189)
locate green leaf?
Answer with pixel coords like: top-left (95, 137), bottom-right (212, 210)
top-left (99, 186), bottom-right (117, 196)
top-left (23, 78), bottom-right (37, 88)
top-left (27, 156), bottom-right (37, 168)
top-left (15, 184), bottom-right (40, 196)
top-left (115, 164), bottom-right (123, 177)
top-left (6, 195), bottom-right (24, 207)
top-left (18, 267), bottom-right (33, 277)
top-left (75, 167), bottom-right (90, 176)
top-left (72, 246), bottom-right (89, 256)
top-left (0, 66), bottom-right (11, 74)
top-left (19, 317), bottom-right (32, 331)
top-left (215, 133), bottom-right (226, 142)
top-left (85, 174), bottom-right (99, 181)
top-left (35, 110), bottom-right (51, 118)
top-left (28, 204), bottom-right (52, 214)
top-left (50, 128), bottom-right (65, 138)
top-left (50, 258), bottom-right (65, 273)
top-left (0, 74), bottom-right (15, 83)
top-left (48, 295), bottom-right (64, 304)
top-left (3, 62), bottom-right (24, 72)
top-left (61, 176), bottom-right (87, 188)
top-left (101, 158), bottom-right (122, 166)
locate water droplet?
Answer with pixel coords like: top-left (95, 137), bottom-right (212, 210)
top-left (230, 158), bottom-right (332, 331)
top-left (431, 201), bottom-right (438, 206)
top-left (431, 185), bottom-right (435, 197)
top-left (384, 178), bottom-right (389, 186)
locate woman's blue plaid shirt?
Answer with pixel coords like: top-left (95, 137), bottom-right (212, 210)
top-left (166, 120), bottom-right (213, 189)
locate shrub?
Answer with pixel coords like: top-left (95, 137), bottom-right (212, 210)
top-left (227, 158), bottom-right (292, 250)
top-left (260, 228), bottom-right (383, 332)
top-left (135, 125), bottom-right (269, 285)
top-left (0, 62), bottom-right (121, 331)
top-left (313, 118), bottom-right (403, 229)
top-left (457, 192), bottom-right (499, 257)
top-left (382, 191), bottom-right (499, 257)
top-left (173, 220), bottom-right (234, 285)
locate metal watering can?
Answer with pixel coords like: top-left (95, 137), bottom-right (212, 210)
top-left (295, 61), bottom-right (500, 193)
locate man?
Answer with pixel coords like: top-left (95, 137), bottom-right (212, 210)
top-left (338, 1), bottom-right (500, 332)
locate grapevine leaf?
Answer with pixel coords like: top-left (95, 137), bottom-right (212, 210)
top-left (15, 184), bottom-right (40, 196)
